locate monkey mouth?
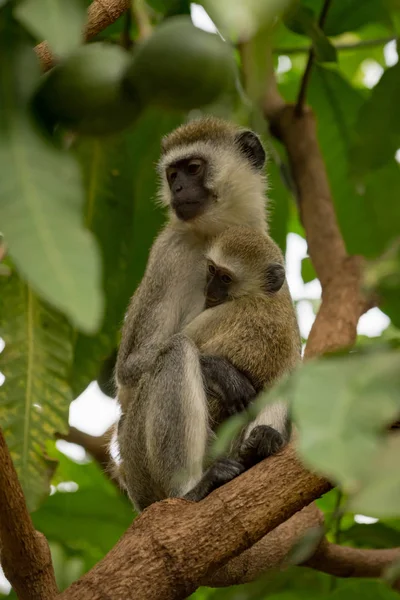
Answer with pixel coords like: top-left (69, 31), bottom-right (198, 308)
top-left (173, 200), bottom-right (205, 221)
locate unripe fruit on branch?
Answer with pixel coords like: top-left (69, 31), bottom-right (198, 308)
top-left (34, 43), bottom-right (141, 135)
top-left (123, 16), bottom-right (237, 111)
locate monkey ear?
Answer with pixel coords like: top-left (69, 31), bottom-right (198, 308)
top-left (235, 130), bottom-right (266, 171)
top-left (263, 262), bottom-right (285, 294)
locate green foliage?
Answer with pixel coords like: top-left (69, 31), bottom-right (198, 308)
top-left (301, 257), bottom-right (317, 283)
top-left (14, 0), bottom-right (87, 58)
top-left (350, 61), bottom-right (400, 177)
top-left (290, 348), bottom-right (400, 517)
top-left (34, 43), bottom-right (140, 135)
top-left (32, 449), bottom-right (134, 575)
top-left (2, 0), bottom-right (400, 596)
top-left (285, 4), bottom-right (337, 63)
top-left (0, 273), bottom-right (73, 510)
top-left (0, 25), bottom-right (103, 333)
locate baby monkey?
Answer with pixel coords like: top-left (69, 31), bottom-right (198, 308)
top-left (182, 225), bottom-right (301, 501)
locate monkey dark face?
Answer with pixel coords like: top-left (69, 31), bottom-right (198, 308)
top-left (205, 262), bottom-right (233, 308)
top-left (166, 157), bottom-right (209, 221)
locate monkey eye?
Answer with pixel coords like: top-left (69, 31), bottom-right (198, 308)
top-left (187, 160), bottom-right (202, 175)
top-left (166, 167), bottom-right (178, 184)
top-left (221, 273), bottom-right (232, 284)
top-left (208, 263), bottom-right (216, 275)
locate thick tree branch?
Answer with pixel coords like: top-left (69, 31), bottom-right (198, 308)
top-left (35, 0), bottom-right (131, 71)
top-left (0, 428), bottom-right (58, 600)
top-left (59, 444), bottom-right (331, 600)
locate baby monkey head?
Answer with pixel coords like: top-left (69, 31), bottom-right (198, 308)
top-left (204, 226), bottom-right (286, 308)
top-left (158, 117), bottom-right (266, 229)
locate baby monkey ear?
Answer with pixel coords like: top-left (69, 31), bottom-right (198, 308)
top-left (263, 262), bottom-right (285, 293)
top-left (235, 130), bottom-right (266, 171)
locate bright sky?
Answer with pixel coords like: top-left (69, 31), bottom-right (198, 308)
top-left (0, 5), bottom-right (396, 595)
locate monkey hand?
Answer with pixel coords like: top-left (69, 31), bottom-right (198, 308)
top-left (237, 425), bottom-right (285, 469)
top-left (200, 355), bottom-right (256, 417)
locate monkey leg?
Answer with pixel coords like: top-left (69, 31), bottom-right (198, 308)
top-left (143, 334), bottom-right (210, 499)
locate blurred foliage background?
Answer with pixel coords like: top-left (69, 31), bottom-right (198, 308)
top-left (0, 0), bottom-right (400, 597)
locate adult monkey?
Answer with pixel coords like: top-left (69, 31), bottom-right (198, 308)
top-left (116, 117), bottom-right (273, 511)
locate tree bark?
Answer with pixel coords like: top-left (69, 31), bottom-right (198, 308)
top-left (35, 0), bottom-right (130, 71)
top-left (58, 445), bottom-right (331, 599)
top-left (0, 429), bottom-right (58, 600)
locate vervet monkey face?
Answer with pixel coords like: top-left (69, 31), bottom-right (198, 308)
top-left (205, 260), bottom-right (234, 308)
top-left (205, 258), bottom-right (286, 308)
top-left (166, 156), bottom-right (210, 221)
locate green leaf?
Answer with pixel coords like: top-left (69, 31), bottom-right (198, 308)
top-left (0, 29), bottom-right (103, 333)
top-left (350, 62), bottom-right (400, 178)
top-left (301, 257), bottom-right (317, 283)
top-left (341, 522), bottom-right (400, 548)
top-left (0, 120), bottom-right (104, 333)
top-left (32, 449), bottom-right (134, 570)
top-left (290, 349), bottom-right (400, 517)
top-left (14, 0), bottom-right (87, 58)
top-left (349, 434), bottom-right (400, 518)
top-left (329, 580), bottom-right (400, 600)
top-left (71, 107), bottom-right (183, 395)
top-left (306, 65), bottom-right (400, 259)
top-left (284, 5), bottom-right (337, 63)
top-left (0, 273), bottom-right (73, 510)
top-left (364, 240), bottom-right (400, 329)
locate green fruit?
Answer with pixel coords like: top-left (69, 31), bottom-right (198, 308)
top-left (34, 43), bottom-right (141, 135)
top-left (123, 16), bottom-right (236, 111)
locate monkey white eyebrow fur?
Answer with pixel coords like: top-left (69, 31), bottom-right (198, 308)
top-left (158, 141), bottom-right (222, 171)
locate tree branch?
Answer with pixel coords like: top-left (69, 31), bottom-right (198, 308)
top-left (306, 539), bottom-right (400, 588)
top-left (263, 99), bottom-right (373, 357)
top-left (0, 428), bottom-right (58, 600)
top-left (295, 0), bottom-right (333, 116)
top-left (58, 444), bottom-right (332, 600)
top-left (56, 426), bottom-right (113, 471)
top-left (35, 0), bottom-right (131, 71)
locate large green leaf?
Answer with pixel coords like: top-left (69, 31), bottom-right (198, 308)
top-left (33, 449), bottom-right (133, 571)
top-left (0, 273), bottom-right (73, 510)
top-left (0, 27), bottom-right (103, 333)
top-left (70, 108), bottom-right (183, 396)
top-left (290, 349), bottom-right (400, 517)
top-left (306, 65), bottom-right (400, 259)
top-left (350, 61), bottom-right (400, 177)
top-left (14, 0), bottom-right (87, 58)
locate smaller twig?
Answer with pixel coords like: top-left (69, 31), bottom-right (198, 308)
top-left (55, 426), bottom-right (124, 490)
top-left (56, 426), bottom-right (113, 471)
top-left (275, 36), bottom-right (397, 55)
top-left (131, 0), bottom-right (152, 42)
top-left (295, 0), bottom-right (333, 116)
top-left (121, 7), bottom-right (133, 49)
top-left (0, 428), bottom-right (58, 600)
